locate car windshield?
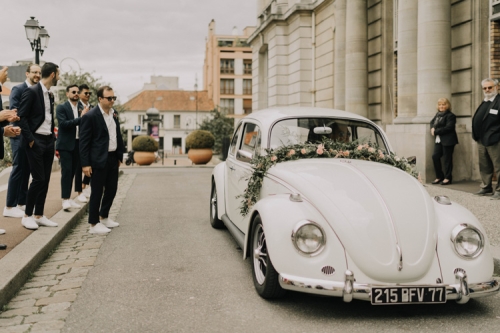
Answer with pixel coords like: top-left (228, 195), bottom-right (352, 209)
top-left (269, 117), bottom-right (388, 152)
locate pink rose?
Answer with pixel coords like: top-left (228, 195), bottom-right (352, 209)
top-left (368, 147), bottom-right (375, 153)
top-left (271, 155), bottom-right (277, 162)
top-left (343, 151), bottom-right (350, 157)
top-left (317, 148), bottom-right (324, 155)
top-left (379, 153), bottom-right (384, 159)
top-left (301, 149), bottom-right (307, 154)
top-left (288, 149), bottom-right (295, 156)
top-left (357, 145), bottom-right (363, 151)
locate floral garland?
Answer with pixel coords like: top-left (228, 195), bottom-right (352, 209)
top-left (238, 139), bottom-right (418, 216)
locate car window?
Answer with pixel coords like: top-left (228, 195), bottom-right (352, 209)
top-left (269, 117), bottom-right (388, 152)
top-left (239, 123), bottom-right (261, 157)
top-left (229, 123), bottom-right (242, 156)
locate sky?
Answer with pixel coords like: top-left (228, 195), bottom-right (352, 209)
top-left (1, 0), bottom-right (257, 103)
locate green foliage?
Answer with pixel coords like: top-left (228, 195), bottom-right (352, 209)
top-left (186, 130), bottom-right (215, 149)
top-left (199, 108), bottom-right (234, 154)
top-left (238, 139), bottom-right (419, 216)
top-left (132, 135), bottom-right (159, 152)
top-left (0, 138), bottom-right (12, 171)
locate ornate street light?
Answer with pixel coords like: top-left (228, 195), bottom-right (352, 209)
top-left (24, 16), bottom-right (50, 64)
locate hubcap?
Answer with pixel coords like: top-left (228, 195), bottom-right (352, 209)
top-left (253, 224), bottom-right (268, 284)
top-left (211, 190), bottom-right (217, 220)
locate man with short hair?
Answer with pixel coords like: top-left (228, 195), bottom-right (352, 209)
top-left (78, 84), bottom-right (92, 198)
top-left (4, 64), bottom-right (41, 218)
top-left (17, 62), bottom-right (60, 230)
top-left (56, 84), bottom-right (90, 211)
top-left (472, 78), bottom-right (500, 199)
top-left (80, 86), bottom-right (124, 234)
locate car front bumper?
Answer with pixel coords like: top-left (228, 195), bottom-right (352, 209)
top-left (279, 269), bottom-right (500, 304)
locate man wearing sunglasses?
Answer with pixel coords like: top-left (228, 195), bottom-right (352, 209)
top-left (56, 84), bottom-right (88, 211)
top-left (78, 84), bottom-right (93, 198)
top-left (79, 86), bottom-right (124, 234)
top-left (472, 78), bottom-right (500, 199)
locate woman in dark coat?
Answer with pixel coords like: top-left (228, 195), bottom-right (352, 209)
top-left (430, 98), bottom-right (459, 185)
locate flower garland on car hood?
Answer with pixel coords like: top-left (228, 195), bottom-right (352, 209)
top-left (238, 139), bottom-right (419, 216)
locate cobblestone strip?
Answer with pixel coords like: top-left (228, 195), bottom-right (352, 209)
top-left (0, 173), bottom-right (136, 333)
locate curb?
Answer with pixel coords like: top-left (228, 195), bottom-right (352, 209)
top-left (0, 202), bottom-right (88, 308)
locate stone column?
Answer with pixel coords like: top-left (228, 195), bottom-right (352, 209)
top-left (334, 0), bottom-right (346, 110)
top-left (394, 0), bottom-right (418, 123)
top-left (345, 0), bottom-right (368, 117)
top-left (415, 0), bottom-right (451, 122)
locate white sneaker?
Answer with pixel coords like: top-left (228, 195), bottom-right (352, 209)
top-left (0, 229), bottom-right (5, 235)
top-left (83, 187), bottom-right (91, 198)
top-left (3, 206), bottom-right (25, 218)
top-left (89, 223), bottom-right (111, 234)
top-left (100, 218), bottom-right (119, 228)
top-left (17, 205), bottom-right (26, 212)
top-left (62, 200), bottom-right (72, 211)
top-left (35, 216), bottom-right (58, 227)
top-left (69, 200), bottom-right (81, 208)
top-left (76, 193), bottom-right (88, 203)
top-left (22, 216), bottom-right (39, 230)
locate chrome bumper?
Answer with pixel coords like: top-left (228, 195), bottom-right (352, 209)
top-left (279, 269), bottom-right (500, 304)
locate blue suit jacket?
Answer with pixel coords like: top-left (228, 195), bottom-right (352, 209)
top-left (56, 100), bottom-right (81, 151)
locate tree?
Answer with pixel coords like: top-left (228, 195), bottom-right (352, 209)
top-left (198, 108), bottom-right (234, 158)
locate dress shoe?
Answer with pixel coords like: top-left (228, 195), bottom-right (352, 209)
top-left (22, 216), bottom-right (39, 230)
top-left (432, 179), bottom-right (443, 184)
top-left (89, 223), bottom-right (111, 234)
top-left (3, 206), bottom-right (24, 218)
top-left (491, 192), bottom-right (500, 200)
top-left (0, 244), bottom-right (6, 250)
top-left (76, 193), bottom-right (88, 203)
top-left (100, 218), bottom-right (119, 228)
top-left (475, 188), bottom-right (493, 196)
top-left (441, 180), bottom-right (452, 185)
top-left (0, 229), bottom-right (5, 235)
top-left (69, 200), bottom-right (81, 208)
top-left (62, 200), bottom-right (72, 211)
top-left (35, 216), bottom-right (58, 227)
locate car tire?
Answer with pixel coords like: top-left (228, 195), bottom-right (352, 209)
top-left (210, 180), bottom-right (224, 229)
top-left (251, 215), bottom-right (286, 299)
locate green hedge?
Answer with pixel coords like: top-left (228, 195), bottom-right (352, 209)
top-left (132, 135), bottom-right (159, 152)
top-left (186, 130), bottom-right (215, 149)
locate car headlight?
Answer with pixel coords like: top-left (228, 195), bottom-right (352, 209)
top-left (291, 220), bottom-right (326, 256)
top-left (451, 224), bottom-right (484, 259)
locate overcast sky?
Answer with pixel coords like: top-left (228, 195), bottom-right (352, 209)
top-left (1, 0), bottom-right (257, 102)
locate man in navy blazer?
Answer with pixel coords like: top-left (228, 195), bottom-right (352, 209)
top-left (80, 86), bottom-right (124, 234)
top-left (56, 84), bottom-right (89, 211)
top-left (17, 62), bottom-right (60, 230)
top-left (3, 64), bottom-right (41, 219)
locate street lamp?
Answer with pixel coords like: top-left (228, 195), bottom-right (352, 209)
top-left (24, 17), bottom-right (50, 65)
top-left (194, 81), bottom-right (198, 129)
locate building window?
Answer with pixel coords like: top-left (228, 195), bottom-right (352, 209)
top-left (174, 115), bottom-right (180, 128)
top-left (220, 99), bottom-right (234, 115)
top-left (220, 59), bottom-right (234, 74)
top-left (243, 79), bottom-right (252, 95)
top-left (218, 39), bottom-right (234, 47)
top-left (244, 59), bottom-right (252, 74)
top-left (220, 79), bottom-right (235, 95)
top-left (243, 99), bottom-right (252, 114)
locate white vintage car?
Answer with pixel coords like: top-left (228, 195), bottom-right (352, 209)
top-left (210, 107), bottom-right (499, 305)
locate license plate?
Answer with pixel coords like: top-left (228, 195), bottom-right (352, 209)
top-left (371, 286), bottom-right (446, 305)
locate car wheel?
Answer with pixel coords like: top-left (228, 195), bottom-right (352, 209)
top-left (251, 215), bottom-right (285, 299)
top-left (210, 180), bottom-right (224, 229)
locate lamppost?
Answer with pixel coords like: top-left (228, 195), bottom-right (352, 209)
top-left (24, 17), bottom-right (50, 65)
top-left (194, 81), bottom-right (198, 129)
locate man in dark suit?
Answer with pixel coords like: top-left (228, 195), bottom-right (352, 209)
top-left (80, 86), bottom-right (124, 234)
top-left (77, 84), bottom-right (92, 198)
top-left (3, 64), bottom-right (41, 219)
top-left (472, 78), bottom-right (500, 199)
top-left (56, 84), bottom-right (90, 211)
top-left (0, 66), bottom-right (22, 248)
top-left (17, 62), bottom-right (60, 230)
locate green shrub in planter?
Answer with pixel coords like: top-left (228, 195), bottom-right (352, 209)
top-left (186, 130), bottom-right (215, 149)
top-left (132, 135), bottom-right (159, 152)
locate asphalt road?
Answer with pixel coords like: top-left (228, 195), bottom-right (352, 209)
top-left (61, 168), bottom-right (500, 333)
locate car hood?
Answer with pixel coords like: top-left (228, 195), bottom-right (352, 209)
top-left (268, 159), bottom-right (436, 282)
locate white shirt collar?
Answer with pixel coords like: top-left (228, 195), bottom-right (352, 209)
top-left (40, 82), bottom-right (48, 94)
top-left (25, 79), bottom-right (33, 87)
top-left (98, 104), bottom-right (114, 116)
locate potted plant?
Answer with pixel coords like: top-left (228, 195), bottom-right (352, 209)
top-left (131, 135), bottom-right (159, 165)
top-left (186, 130), bottom-right (215, 165)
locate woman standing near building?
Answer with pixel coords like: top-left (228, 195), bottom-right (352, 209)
top-left (430, 98), bottom-right (459, 185)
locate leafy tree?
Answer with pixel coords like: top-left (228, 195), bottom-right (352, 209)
top-left (199, 108), bottom-right (234, 158)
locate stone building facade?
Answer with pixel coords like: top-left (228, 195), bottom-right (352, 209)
top-left (247, 0), bottom-right (497, 182)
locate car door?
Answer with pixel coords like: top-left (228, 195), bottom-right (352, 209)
top-left (226, 121), bottom-right (261, 232)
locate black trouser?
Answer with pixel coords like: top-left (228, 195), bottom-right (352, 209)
top-left (6, 137), bottom-right (30, 207)
top-left (59, 140), bottom-right (83, 199)
top-left (88, 151), bottom-right (119, 224)
top-left (432, 143), bottom-right (455, 181)
top-left (25, 134), bottom-right (55, 216)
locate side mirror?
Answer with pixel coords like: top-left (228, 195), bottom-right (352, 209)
top-left (236, 149), bottom-right (253, 163)
top-left (407, 156), bottom-right (416, 165)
